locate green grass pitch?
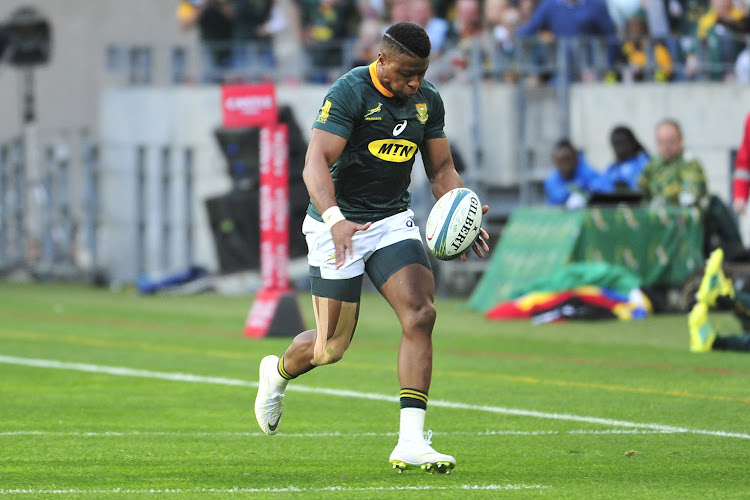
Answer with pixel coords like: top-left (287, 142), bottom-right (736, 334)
top-left (1, 282), bottom-right (749, 499)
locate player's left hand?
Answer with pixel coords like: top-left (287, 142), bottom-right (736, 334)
top-left (462, 204), bottom-right (490, 261)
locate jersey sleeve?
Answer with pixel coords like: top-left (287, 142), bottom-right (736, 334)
top-left (423, 88), bottom-right (446, 141)
top-left (311, 79), bottom-right (360, 141)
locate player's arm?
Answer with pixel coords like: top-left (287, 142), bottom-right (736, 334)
top-left (421, 137), bottom-right (490, 259)
top-left (303, 128), bottom-right (371, 269)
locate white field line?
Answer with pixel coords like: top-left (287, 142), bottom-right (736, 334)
top-left (0, 484), bottom-right (551, 495)
top-left (1, 354), bottom-right (749, 440)
top-left (0, 429), bottom-right (702, 438)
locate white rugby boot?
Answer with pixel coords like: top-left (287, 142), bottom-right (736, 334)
top-left (254, 355), bottom-right (288, 435)
top-left (389, 430), bottom-right (456, 474)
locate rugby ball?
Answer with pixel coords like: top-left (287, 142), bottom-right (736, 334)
top-left (425, 188), bottom-right (483, 261)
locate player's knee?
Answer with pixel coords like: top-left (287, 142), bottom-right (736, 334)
top-left (311, 335), bottom-right (351, 366)
top-left (311, 346), bottom-right (345, 366)
top-left (403, 303), bottom-right (436, 336)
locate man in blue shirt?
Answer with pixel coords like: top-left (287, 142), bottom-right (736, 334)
top-left (544, 139), bottom-right (603, 208)
top-left (516, 0), bottom-right (619, 80)
top-left (516, 0), bottom-right (617, 37)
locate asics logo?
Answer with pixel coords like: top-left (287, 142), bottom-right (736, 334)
top-left (268, 415), bottom-right (280, 432)
top-left (393, 120), bottom-right (407, 136)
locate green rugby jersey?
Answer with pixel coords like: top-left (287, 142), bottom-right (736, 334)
top-left (308, 61), bottom-right (447, 223)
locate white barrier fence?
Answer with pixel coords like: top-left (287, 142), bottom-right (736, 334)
top-left (0, 131), bottom-right (100, 281)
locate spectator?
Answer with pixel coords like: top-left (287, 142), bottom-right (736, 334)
top-left (436, 0), bottom-right (490, 81)
top-left (595, 125), bottom-right (650, 192)
top-left (544, 139), bottom-right (604, 208)
top-left (673, 0), bottom-right (710, 37)
top-left (358, 0), bottom-right (387, 20)
top-left (176, 0), bottom-right (234, 83)
top-left (716, 8), bottom-right (750, 82)
top-left (688, 248), bottom-right (750, 353)
top-left (298, 0), bottom-right (359, 83)
top-left (619, 11), bottom-right (674, 81)
top-left (517, 0), bottom-right (538, 26)
top-left (605, 0), bottom-right (642, 33)
top-left (351, 18), bottom-right (385, 67)
top-left (515, 0), bottom-right (619, 81)
top-left (731, 111), bottom-right (750, 215)
top-left (484, 0), bottom-right (524, 82)
top-left (681, 0), bottom-right (744, 80)
top-left (451, 0), bottom-right (485, 45)
top-left (697, 0), bottom-right (747, 80)
top-left (516, 0), bottom-right (618, 38)
top-left (388, 0), bottom-right (412, 22)
top-left (637, 118), bottom-right (708, 210)
top-left (411, 0), bottom-right (452, 54)
top-left (230, 0), bottom-right (286, 81)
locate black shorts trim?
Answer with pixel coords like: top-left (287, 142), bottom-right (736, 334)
top-left (365, 239), bottom-right (432, 292)
top-left (309, 266), bottom-right (364, 303)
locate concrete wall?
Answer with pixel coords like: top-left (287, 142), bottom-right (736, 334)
top-left (0, 0), bottom-right (189, 142)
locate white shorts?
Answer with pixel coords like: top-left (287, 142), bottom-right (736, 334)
top-left (303, 209), bottom-right (423, 280)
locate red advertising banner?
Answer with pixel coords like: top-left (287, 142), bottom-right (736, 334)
top-left (244, 124), bottom-right (302, 338)
top-left (258, 127), bottom-right (276, 291)
top-left (272, 125), bottom-right (290, 291)
top-left (221, 83), bottom-right (277, 129)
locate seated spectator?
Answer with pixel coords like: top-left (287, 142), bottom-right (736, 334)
top-left (544, 139), bottom-right (604, 208)
top-left (637, 118), bottom-right (708, 210)
top-left (595, 125), bottom-right (650, 192)
top-left (176, 0), bottom-right (234, 83)
top-left (619, 11), bottom-right (674, 82)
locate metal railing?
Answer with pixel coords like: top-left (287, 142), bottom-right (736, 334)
top-left (103, 33), bottom-right (750, 86)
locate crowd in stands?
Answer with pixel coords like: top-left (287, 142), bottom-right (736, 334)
top-left (176, 0), bottom-right (750, 84)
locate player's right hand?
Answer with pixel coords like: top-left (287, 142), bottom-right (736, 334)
top-left (331, 220), bottom-right (372, 269)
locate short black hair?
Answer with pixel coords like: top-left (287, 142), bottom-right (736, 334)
top-left (382, 22), bottom-right (431, 59)
top-left (554, 138), bottom-right (576, 153)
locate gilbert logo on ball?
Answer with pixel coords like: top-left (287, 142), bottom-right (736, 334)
top-left (425, 188), bottom-right (482, 261)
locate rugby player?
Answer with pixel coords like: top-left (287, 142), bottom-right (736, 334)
top-left (255, 21), bottom-right (490, 473)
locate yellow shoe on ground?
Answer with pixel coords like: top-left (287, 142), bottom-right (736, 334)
top-left (695, 249), bottom-right (733, 307)
top-left (688, 302), bottom-right (716, 353)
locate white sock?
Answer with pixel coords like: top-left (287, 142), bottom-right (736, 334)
top-left (269, 358), bottom-right (289, 393)
top-left (271, 371), bottom-right (289, 393)
top-left (398, 408), bottom-right (426, 444)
